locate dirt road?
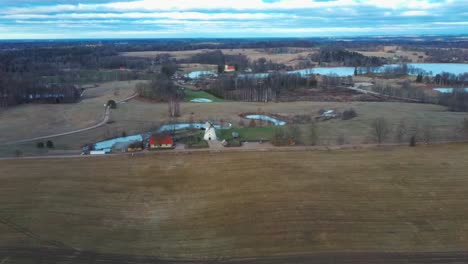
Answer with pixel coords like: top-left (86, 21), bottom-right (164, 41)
top-left (347, 85), bottom-right (422, 103)
top-left (1, 93), bottom-right (138, 145)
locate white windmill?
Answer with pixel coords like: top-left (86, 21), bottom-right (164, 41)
top-left (204, 121), bottom-right (217, 141)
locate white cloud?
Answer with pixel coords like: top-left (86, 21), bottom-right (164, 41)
top-left (4, 12), bottom-right (293, 20)
top-left (400, 10), bottom-right (430, 16)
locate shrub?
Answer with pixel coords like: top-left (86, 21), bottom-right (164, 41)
top-left (238, 119), bottom-right (245, 128)
top-left (249, 119), bottom-right (257, 128)
top-left (36, 142), bottom-right (45, 148)
top-left (14, 150), bottom-right (23, 157)
top-left (342, 108), bottom-right (357, 120)
top-left (46, 140), bottom-right (54, 149)
top-left (107, 100), bottom-right (117, 109)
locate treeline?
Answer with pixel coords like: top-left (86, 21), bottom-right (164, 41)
top-left (438, 91), bottom-right (468, 112)
top-left (2, 36), bottom-right (465, 54)
top-left (184, 50), bottom-right (287, 73)
top-left (209, 73), bottom-right (317, 102)
top-left (0, 72), bottom-right (80, 107)
top-left (310, 47), bottom-right (386, 67)
top-left (433, 72), bottom-right (468, 87)
top-left (0, 46), bottom-right (152, 74)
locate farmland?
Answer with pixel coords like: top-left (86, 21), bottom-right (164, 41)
top-left (1, 144), bottom-right (468, 261)
top-left (122, 47), bottom-right (318, 67)
top-left (2, 95), bottom-right (468, 157)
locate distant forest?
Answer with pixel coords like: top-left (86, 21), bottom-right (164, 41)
top-left (0, 36), bottom-right (466, 107)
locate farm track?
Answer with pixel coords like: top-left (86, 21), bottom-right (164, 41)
top-left (1, 247), bottom-right (468, 264)
top-left (347, 86), bottom-right (422, 103)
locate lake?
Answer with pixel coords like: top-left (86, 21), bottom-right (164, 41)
top-left (187, 63), bottom-right (468, 79)
top-left (433, 88), bottom-right (468, 93)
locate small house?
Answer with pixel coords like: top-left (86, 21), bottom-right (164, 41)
top-left (149, 135), bottom-right (174, 149)
top-left (224, 65), bottom-right (236, 72)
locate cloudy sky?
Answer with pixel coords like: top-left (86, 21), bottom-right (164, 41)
top-left (0, 0), bottom-right (467, 39)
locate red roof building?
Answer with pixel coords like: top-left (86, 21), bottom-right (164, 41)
top-left (224, 65), bottom-right (236, 72)
top-left (149, 135), bottom-right (174, 149)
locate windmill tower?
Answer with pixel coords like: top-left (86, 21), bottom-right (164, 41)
top-left (204, 121), bottom-right (217, 141)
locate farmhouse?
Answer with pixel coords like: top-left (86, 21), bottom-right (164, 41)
top-left (224, 65), bottom-right (236, 72)
top-left (149, 134), bottom-right (174, 149)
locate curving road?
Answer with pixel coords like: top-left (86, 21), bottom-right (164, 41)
top-left (1, 93), bottom-right (138, 145)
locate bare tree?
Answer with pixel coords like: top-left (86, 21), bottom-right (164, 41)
top-left (168, 98), bottom-right (180, 118)
top-left (371, 117), bottom-right (390, 144)
top-left (238, 118), bottom-right (245, 128)
top-left (422, 122), bottom-right (433, 144)
top-left (462, 118), bottom-right (468, 140)
top-left (309, 123), bottom-right (319, 145)
top-left (395, 119), bottom-right (407, 143)
top-left (336, 133), bottom-right (346, 145)
top-left (288, 124), bottom-right (301, 144)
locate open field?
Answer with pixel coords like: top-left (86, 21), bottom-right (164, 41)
top-left (2, 144), bottom-right (468, 260)
top-left (110, 100), bottom-right (468, 144)
top-left (0, 81), bottom-right (142, 144)
top-left (179, 63), bottom-right (218, 73)
top-left (2, 99), bottom-right (468, 156)
top-left (121, 48), bottom-right (317, 67)
top-left (350, 46), bottom-right (428, 63)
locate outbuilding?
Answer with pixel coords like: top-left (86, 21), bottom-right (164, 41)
top-left (204, 122), bottom-right (217, 141)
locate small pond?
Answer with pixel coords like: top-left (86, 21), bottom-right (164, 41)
top-left (158, 122), bottom-right (232, 132)
top-left (433, 88), bottom-right (468, 93)
top-left (94, 134), bottom-right (143, 152)
top-left (244, 115), bottom-right (286, 126)
top-left (190, 98), bottom-right (213, 103)
top-left (185, 71), bottom-right (217, 79)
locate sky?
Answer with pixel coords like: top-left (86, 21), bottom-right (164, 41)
top-left (0, 0), bottom-right (467, 39)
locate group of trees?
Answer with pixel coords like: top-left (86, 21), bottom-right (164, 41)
top-left (135, 73), bottom-right (182, 117)
top-left (0, 73), bottom-right (80, 107)
top-left (371, 79), bottom-right (430, 102)
top-left (432, 72), bottom-right (468, 87)
top-left (370, 118), bottom-right (452, 145)
top-left (310, 47), bottom-right (386, 67)
top-left (136, 73), bottom-right (179, 101)
top-left (209, 73), bottom-right (317, 102)
top-left (438, 90), bottom-right (468, 112)
top-left (186, 50), bottom-right (287, 73)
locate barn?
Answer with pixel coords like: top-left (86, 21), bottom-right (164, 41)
top-left (149, 134), bottom-right (174, 149)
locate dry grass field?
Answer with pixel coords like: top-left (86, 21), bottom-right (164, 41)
top-left (111, 100), bottom-right (468, 143)
top-left (350, 46), bottom-right (428, 63)
top-left (2, 98), bottom-right (468, 157)
top-left (0, 81), bottom-right (142, 143)
top-left (121, 48), bottom-right (317, 67)
top-left (1, 144), bottom-right (468, 259)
